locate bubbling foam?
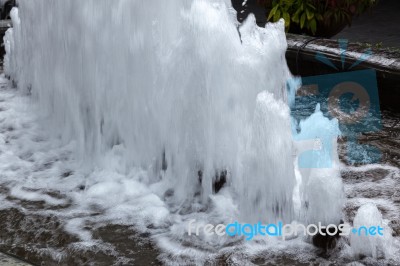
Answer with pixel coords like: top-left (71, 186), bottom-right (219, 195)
top-left (4, 0), bottom-right (342, 229)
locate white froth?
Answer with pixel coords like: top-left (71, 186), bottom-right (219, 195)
top-left (1, 0), bottom-right (398, 265)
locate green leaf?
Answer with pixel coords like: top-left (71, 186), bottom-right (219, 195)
top-left (267, 12), bottom-right (274, 21)
top-left (267, 5), bottom-right (279, 21)
top-left (283, 12), bottom-right (290, 27)
top-left (271, 4), bottom-right (279, 13)
top-left (310, 18), bottom-right (317, 34)
top-left (307, 3), bottom-right (316, 9)
top-left (273, 9), bottom-right (281, 21)
top-left (292, 12), bottom-right (300, 23)
top-left (306, 8), bottom-right (314, 20)
top-left (293, 8), bottom-right (302, 16)
top-left (300, 13), bottom-right (306, 28)
top-left (316, 14), bottom-right (323, 21)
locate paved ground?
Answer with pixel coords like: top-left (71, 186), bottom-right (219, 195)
top-left (0, 253), bottom-right (32, 266)
top-left (335, 0), bottom-right (400, 48)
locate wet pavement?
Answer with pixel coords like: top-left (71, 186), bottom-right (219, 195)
top-left (335, 0), bottom-right (400, 48)
top-left (0, 252), bottom-right (32, 266)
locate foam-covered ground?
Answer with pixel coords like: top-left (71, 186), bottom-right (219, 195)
top-left (0, 75), bottom-right (400, 265)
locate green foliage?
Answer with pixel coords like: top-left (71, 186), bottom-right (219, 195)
top-left (267, 0), bottom-right (378, 35)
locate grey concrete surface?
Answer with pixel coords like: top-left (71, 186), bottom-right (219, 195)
top-left (335, 0), bottom-right (400, 48)
top-left (0, 253), bottom-right (32, 266)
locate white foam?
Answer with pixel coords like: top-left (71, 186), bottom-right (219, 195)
top-left (350, 203), bottom-right (394, 259)
top-left (4, 0), bottom-right (302, 227)
top-left (1, 0), bottom-right (387, 264)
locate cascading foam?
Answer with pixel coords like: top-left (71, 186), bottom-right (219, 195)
top-left (4, 0), bottom-right (343, 243)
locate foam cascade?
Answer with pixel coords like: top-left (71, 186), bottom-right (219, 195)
top-left (350, 203), bottom-right (393, 259)
top-left (4, 0), bottom-right (343, 230)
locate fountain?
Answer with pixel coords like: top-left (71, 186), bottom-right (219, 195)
top-left (2, 0), bottom-right (351, 263)
top-left (351, 203), bottom-right (393, 259)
